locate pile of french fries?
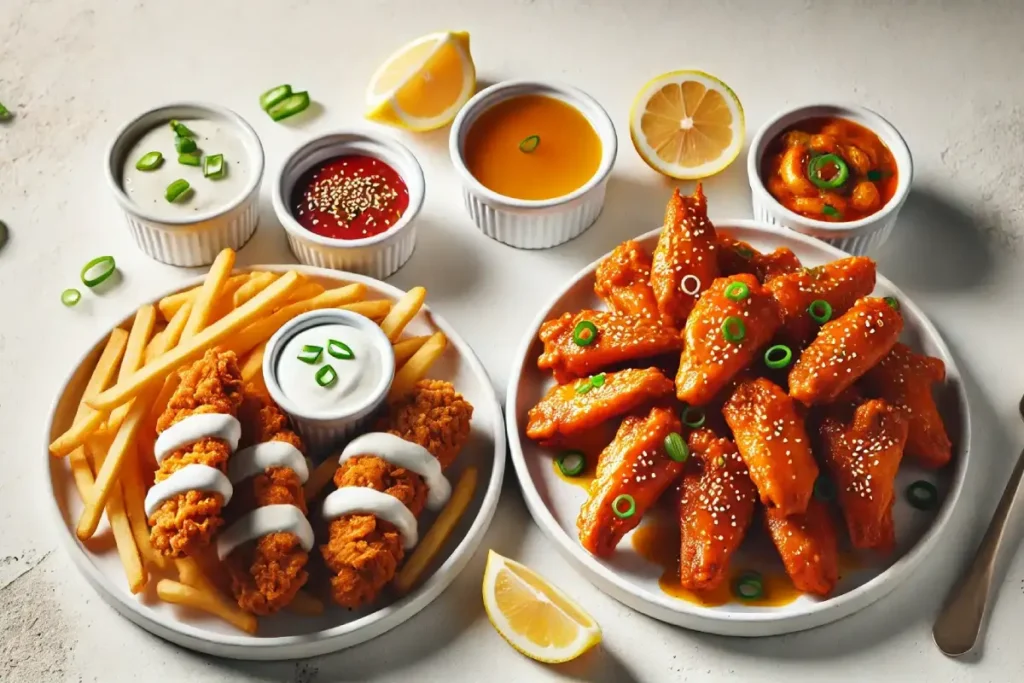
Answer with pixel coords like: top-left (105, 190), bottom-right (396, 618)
top-left (49, 248), bottom-right (479, 634)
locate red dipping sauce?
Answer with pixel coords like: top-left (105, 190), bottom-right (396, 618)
top-left (291, 155), bottom-right (409, 240)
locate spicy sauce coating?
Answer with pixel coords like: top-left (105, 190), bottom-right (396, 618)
top-left (764, 499), bottom-right (840, 596)
top-left (716, 235), bottom-right (803, 284)
top-left (594, 240), bottom-right (663, 323)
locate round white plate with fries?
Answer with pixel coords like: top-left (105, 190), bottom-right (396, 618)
top-left (44, 254), bottom-right (505, 660)
top-left (506, 219), bottom-right (970, 637)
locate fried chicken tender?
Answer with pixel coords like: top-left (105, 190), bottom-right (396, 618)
top-left (577, 405), bottom-right (683, 556)
top-left (594, 240), bottom-right (663, 323)
top-left (723, 378), bottom-right (819, 516)
top-left (678, 429), bottom-right (758, 592)
top-left (650, 185), bottom-right (720, 327)
top-left (789, 297), bottom-right (903, 406)
top-left (320, 380), bottom-right (472, 609)
top-left (766, 256), bottom-right (877, 347)
top-left (819, 399), bottom-right (908, 552)
top-left (716, 235), bottom-right (802, 283)
top-left (675, 274), bottom-right (783, 406)
top-left (764, 500), bottom-right (839, 596)
top-left (537, 310), bottom-right (683, 384)
top-left (526, 367), bottom-right (675, 442)
top-left (862, 343), bottom-right (952, 469)
top-left (149, 349), bottom-right (244, 557)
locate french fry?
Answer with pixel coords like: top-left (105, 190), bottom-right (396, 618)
top-left (233, 272), bottom-right (279, 309)
top-left (288, 590), bottom-right (325, 616)
top-left (49, 410), bottom-right (107, 458)
top-left (285, 281), bottom-right (325, 304)
top-left (394, 467), bottom-right (478, 594)
top-left (156, 580), bottom-right (258, 635)
top-left (106, 305), bottom-right (157, 433)
top-left (157, 273), bottom-right (250, 321)
top-left (122, 446), bottom-right (167, 571)
top-left (146, 301), bottom-right (192, 364)
top-left (393, 335), bottom-right (431, 368)
top-left (182, 248), bottom-right (236, 340)
top-left (240, 343), bottom-right (266, 383)
top-left (341, 299), bottom-right (392, 321)
top-left (380, 286), bottom-right (426, 342)
top-left (85, 271), bottom-right (302, 412)
top-left (303, 457), bottom-right (339, 503)
top-left (388, 332), bottom-right (447, 401)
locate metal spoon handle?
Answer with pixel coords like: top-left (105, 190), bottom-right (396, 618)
top-left (933, 446), bottom-right (1024, 656)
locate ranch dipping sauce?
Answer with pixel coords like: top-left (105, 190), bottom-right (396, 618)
top-left (121, 118), bottom-right (251, 220)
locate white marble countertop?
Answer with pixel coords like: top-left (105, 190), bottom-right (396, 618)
top-left (3, 0), bottom-right (1024, 681)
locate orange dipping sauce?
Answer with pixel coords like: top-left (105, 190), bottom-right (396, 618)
top-left (760, 117), bottom-right (898, 223)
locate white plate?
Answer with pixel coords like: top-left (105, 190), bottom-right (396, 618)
top-left (506, 220), bottom-right (970, 637)
top-left (44, 265), bottom-right (506, 660)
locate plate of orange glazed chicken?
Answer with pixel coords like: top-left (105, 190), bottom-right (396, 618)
top-left (506, 187), bottom-right (969, 636)
top-left (44, 251), bottom-right (505, 660)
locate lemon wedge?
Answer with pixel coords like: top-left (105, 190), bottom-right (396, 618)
top-left (365, 31), bottom-right (476, 132)
top-left (482, 550), bottom-right (601, 663)
top-left (629, 70), bottom-right (745, 179)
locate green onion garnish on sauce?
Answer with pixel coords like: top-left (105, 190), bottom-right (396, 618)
top-left (575, 380), bottom-right (594, 395)
top-left (884, 296), bottom-right (900, 311)
top-left (612, 494), bottom-right (636, 519)
top-left (906, 480), bottom-right (938, 510)
top-left (590, 372), bottom-right (606, 388)
top-left (327, 339), bottom-right (355, 360)
top-left (721, 316), bottom-right (746, 343)
top-left (315, 364), bottom-right (338, 387)
top-left (259, 85), bottom-right (293, 112)
top-left (267, 92), bottom-right (311, 121)
top-left (866, 170), bottom-right (883, 182)
top-left (733, 571), bottom-right (764, 601)
top-left (735, 245), bottom-right (754, 259)
top-left (764, 344), bottom-right (793, 369)
top-left (135, 151), bottom-right (163, 171)
top-left (298, 344), bottom-right (323, 364)
top-left (175, 135), bottom-right (197, 154)
top-left (165, 179), bottom-right (191, 203)
top-left (169, 119), bottom-right (194, 137)
top-left (80, 255), bottom-right (116, 288)
top-left (518, 135), bottom-right (540, 153)
top-left (681, 406), bottom-right (706, 429)
top-left (204, 154), bottom-right (226, 179)
top-left (572, 320), bottom-right (598, 346)
top-left (807, 299), bottom-right (832, 324)
top-left (61, 288), bottom-right (81, 307)
top-left (178, 152), bottom-right (201, 167)
top-left (664, 432), bottom-right (689, 463)
top-left (556, 450), bottom-right (586, 477)
top-left (822, 204), bottom-right (842, 219)
top-left (724, 281), bottom-right (750, 302)
top-left (807, 153), bottom-right (849, 190)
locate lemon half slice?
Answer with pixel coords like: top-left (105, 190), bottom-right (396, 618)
top-left (629, 70), bottom-right (745, 179)
top-left (482, 550), bottom-right (601, 663)
top-left (365, 31), bottom-right (476, 132)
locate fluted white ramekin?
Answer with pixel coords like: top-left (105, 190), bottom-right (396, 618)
top-left (106, 103), bottom-right (263, 267)
top-left (263, 310), bottom-right (396, 456)
top-left (273, 131), bottom-right (424, 280)
top-left (449, 80), bottom-right (617, 249)
top-left (748, 104), bottom-right (913, 256)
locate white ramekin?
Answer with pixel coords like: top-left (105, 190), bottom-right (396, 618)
top-left (263, 309), bottom-right (396, 456)
top-left (747, 104), bottom-right (913, 256)
top-left (272, 130), bottom-right (425, 280)
top-left (449, 80), bottom-right (617, 249)
top-left (105, 103), bottom-right (264, 267)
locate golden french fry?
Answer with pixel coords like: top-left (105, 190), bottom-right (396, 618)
top-left (285, 281), bottom-right (326, 304)
top-left (233, 272), bottom-right (279, 309)
top-left (341, 299), bottom-right (392, 321)
top-left (393, 335), bottom-right (431, 368)
top-left (158, 273), bottom-right (250, 321)
top-left (240, 343), bottom-right (266, 383)
top-left (106, 305), bottom-right (157, 434)
top-left (303, 457), bottom-right (339, 503)
top-left (156, 579), bottom-right (258, 635)
top-left (388, 332), bottom-right (447, 401)
top-left (380, 286), bottom-right (426, 342)
top-left (182, 248), bottom-right (236, 340)
top-left (86, 272), bottom-right (301, 412)
top-left (50, 409), bottom-right (108, 458)
top-left (146, 301), bottom-right (192, 364)
top-left (394, 467), bottom-right (478, 594)
top-left (288, 590), bottom-right (325, 616)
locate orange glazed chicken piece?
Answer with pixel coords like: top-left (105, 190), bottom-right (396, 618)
top-left (676, 274), bottom-right (783, 406)
top-left (677, 429), bottom-right (758, 592)
top-left (526, 367), bottom-right (675, 442)
top-left (594, 240), bottom-right (663, 323)
top-left (764, 500), bottom-right (840, 596)
top-left (537, 310), bottom-right (683, 384)
top-left (863, 342), bottom-right (952, 469)
top-left (578, 405), bottom-right (684, 556)
top-left (716, 235), bottom-right (803, 284)
top-left (722, 378), bottom-right (818, 516)
top-left (766, 256), bottom-right (877, 346)
top-left (820, 398), bottom-right (909, 552)
top-left (789, 297), bottom-right (903, 406)
top-left (650, 185), bottom-right (719, 327)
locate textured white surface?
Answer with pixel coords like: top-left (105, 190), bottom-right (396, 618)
top-left (1, 0), bottom-right (1023, 681)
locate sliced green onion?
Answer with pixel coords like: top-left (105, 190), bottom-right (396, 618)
top-left (556, 450), bottom-right (586, 477)
top-left (178, 152), bottom-right (201, 166)
top-left (518, 135), bottom-right (540, 153)
top-left (724, 281), bottom-right (750, 302)
top-left (175, 135), bottom-right (197, 153)
top-left (714, 455), bottom-right (726, 468)
top-left (807, 299), bottom-right (833, 324)
top-left (822, 204), bottom-right (842, 219)
top-left (297, 344), bottom-right (323, 364)
top-left (0, 101), bottom-right (11, 120)
top-left (612, 494), bottom-right (636, 519)
top-left (664, 432), bottom-right (689, 463)
top-left (165, 179), bottom-right (191, 203)
top-left (204, 154), bottom-right (225, 179)
top-left (328, 339), bottom-right (355, 360)
top-left (316, 364), bottom-right (338, 387)
top-left (764, 344), bottom-right (793, 369)
top-left (61, 288), bottom-right (81, 307)
top-left (884, 296), bottom-right (900, 311)
top-left (807, 153), bottom-right (850, 190)
top-left (721, 316), bottom-right (746, 343)
top-left (575, 379), bottom-right (594, 395)
top-left (267, 91), bottom-right (311, 121)
top-left (80, 255), bottom-right (117, 288)
top-left (169, 119), bottom-right (194, 137)
top-left (135, 151), bottom-right (163, 171)
top-left (681, 406), bottom-right (706, 429)
top-left (260, 84), bottom-right (293, 111)
top-left (866, 169), bottom-right (883, 181)
top-left (572, 320), bottom-right (598, 346)
top-left (814, 476), bottom-right (836, 501)
top-left (590, 372), bottom-right (606, 388)
top-left (906, 480), bottom-right (938, 511)
top-left (735, 245), bottom-right (754, 259)
top-left (733, 571), bottom-right (764, 601)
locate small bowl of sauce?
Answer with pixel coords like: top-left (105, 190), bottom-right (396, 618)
top-left (273, 131), bottom-right (425, 279)
top-left (450, 81), bottom-right (617, 249)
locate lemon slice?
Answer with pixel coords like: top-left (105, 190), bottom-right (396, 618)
top-left (629, 70), bottom-right (745, 179)
top-left (365, 31), bottom-right (476, 132)
top-left (482, 550), bottom-right (601, 663)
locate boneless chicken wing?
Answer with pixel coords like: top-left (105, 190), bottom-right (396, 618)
top-left (678, 429), bottom-right (758, 592)
top-left (676, 274), bottom-right (783, 406)
top-left (577, 405), bottom-right (684, 556)
top-left (863, 343), bottom-right (952, 469)
top-left (764, 500), bottom-right (839, 596)
top-left (789, 297), bottom-right (903, 406)
top-left (594, 240), bottom-right (663, 323)
top-left (537, 310), bottom-right (683, 384)
top-left (526, 367), bottom-right (675, 442)
top-left (722, 378), bottom-right (818, 516)
top-left (716, 235), bottom-right (802, 284)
